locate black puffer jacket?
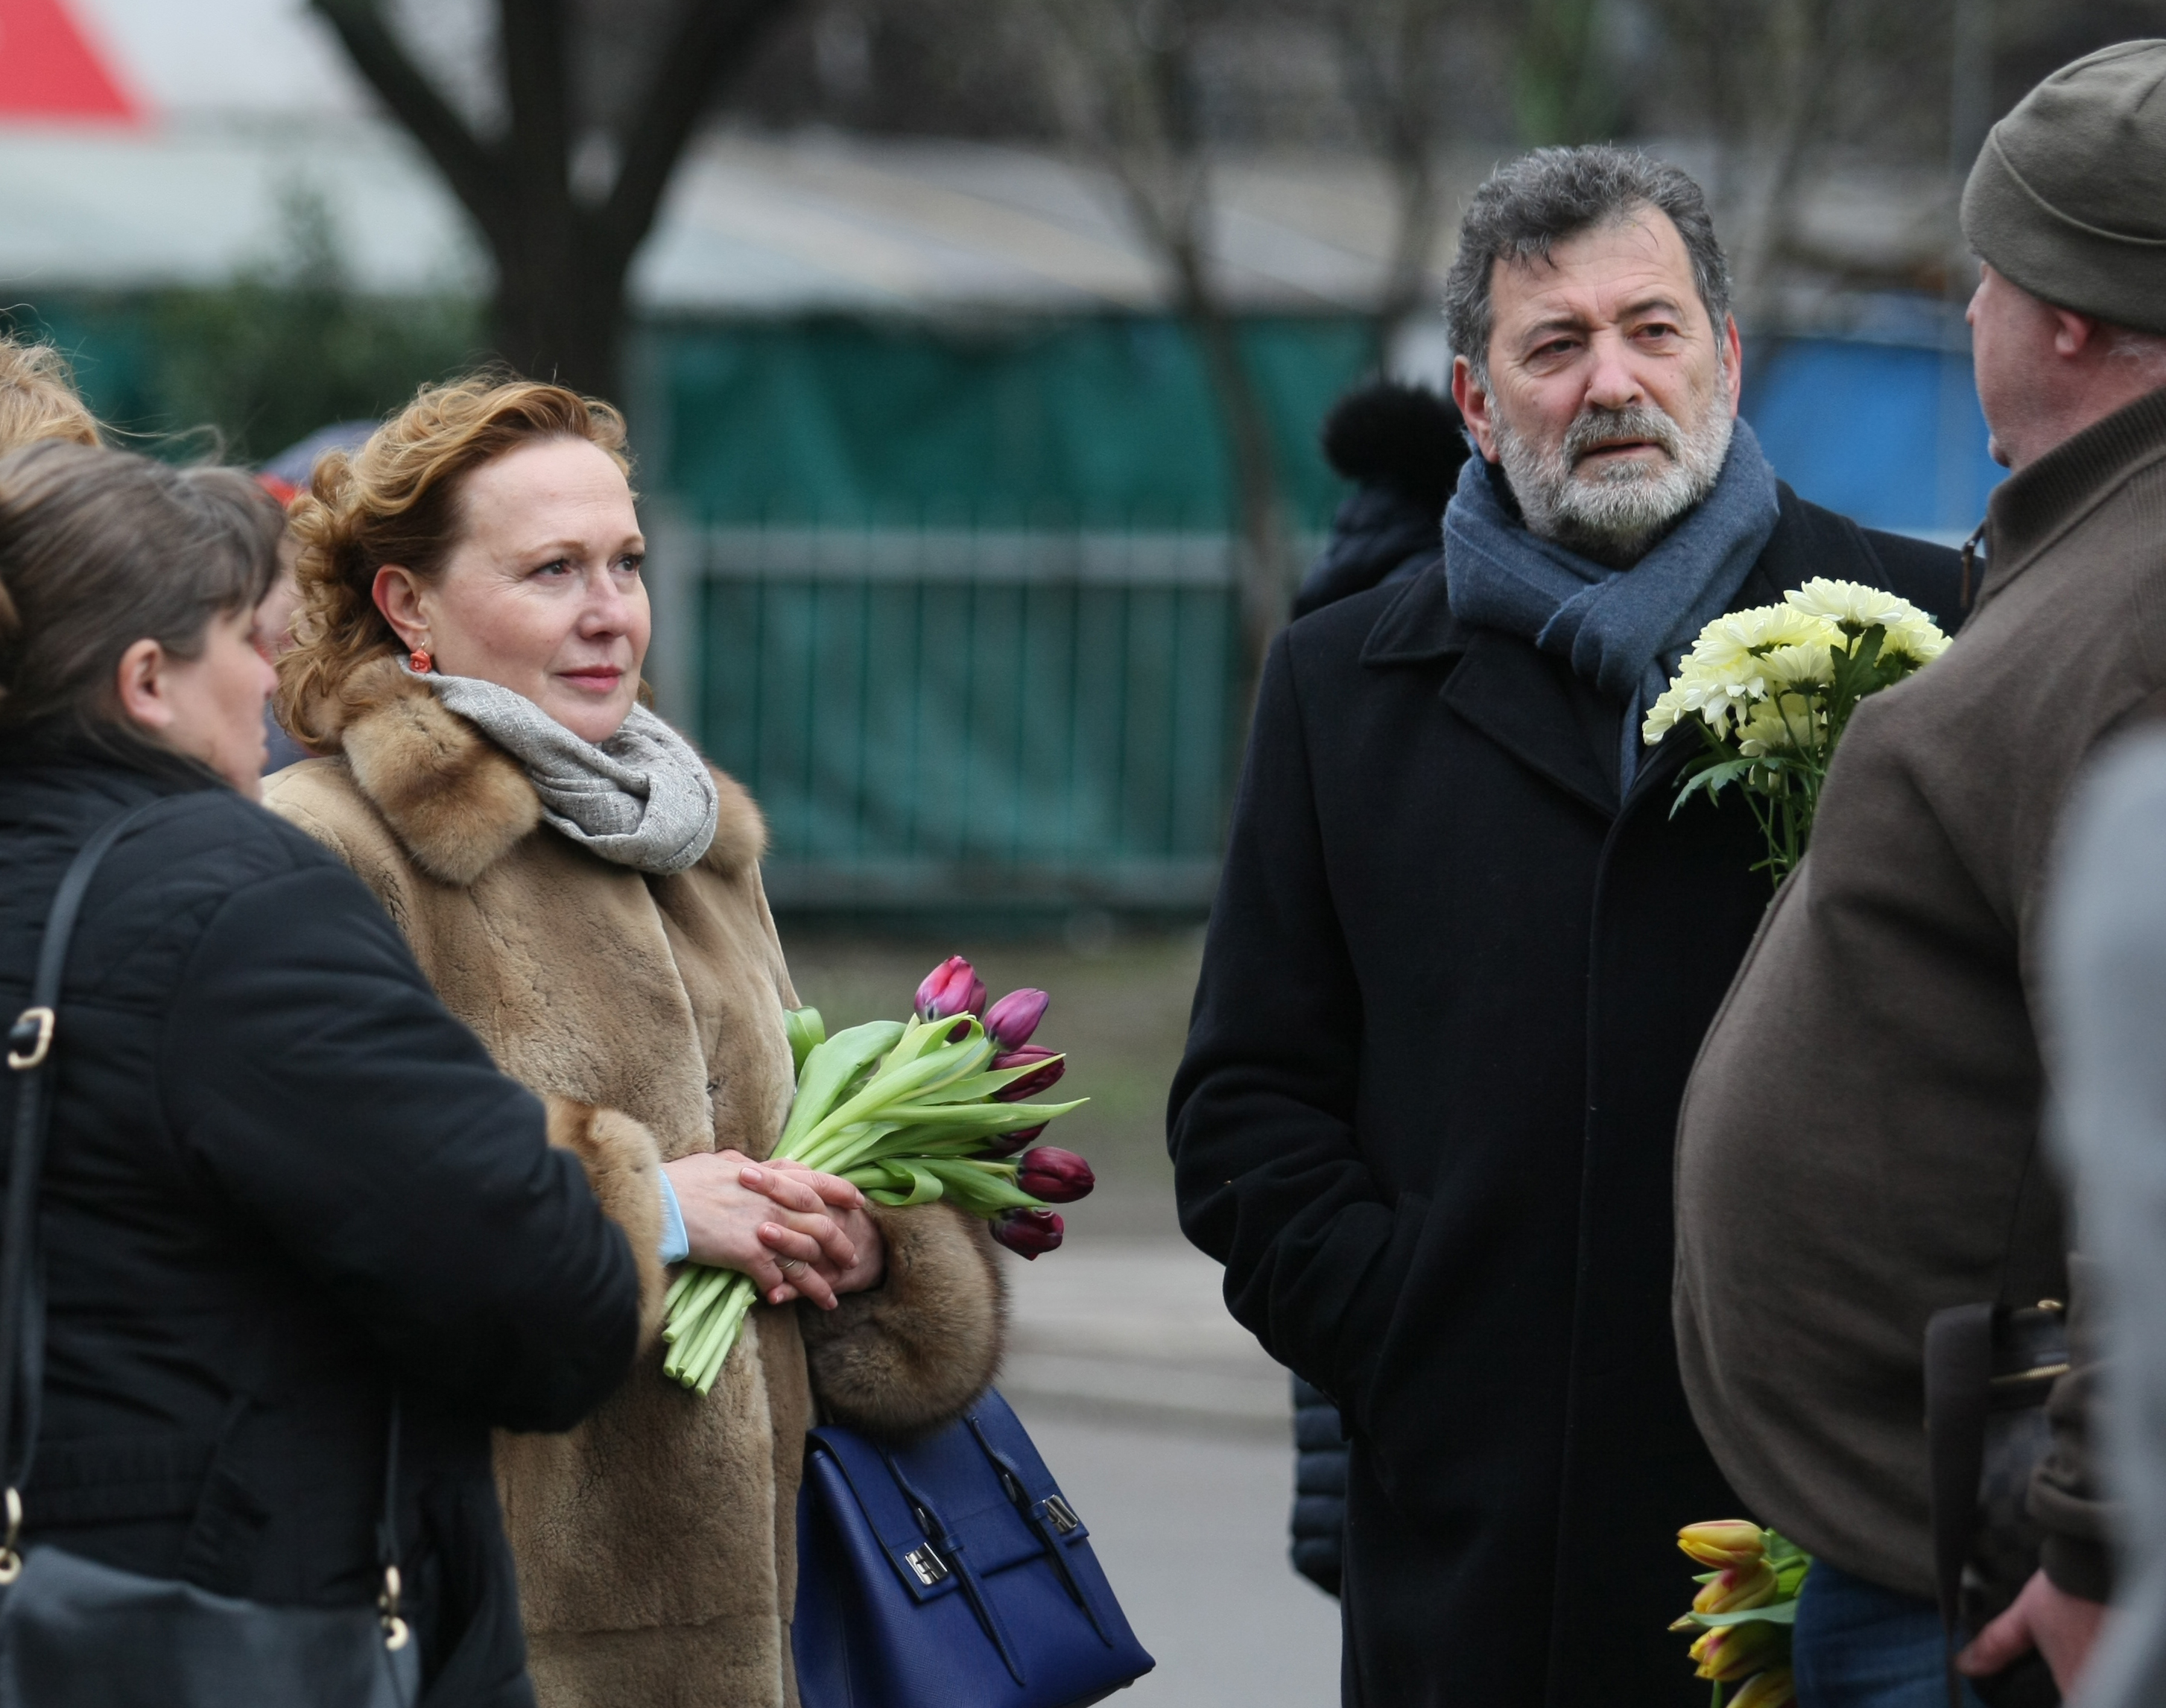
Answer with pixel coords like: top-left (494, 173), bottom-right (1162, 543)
top-left (1291, 487), bottom-right (1443, 620)
top-left (1291, 382), bottom-right (1470, 620)
top-left (0, 738), bottom-right (642, 1707)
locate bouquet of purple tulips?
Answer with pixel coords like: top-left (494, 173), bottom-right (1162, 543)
top-left (661, 955), bottom-right (1095, 1395)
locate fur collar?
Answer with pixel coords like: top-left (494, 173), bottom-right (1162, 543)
top-left (327, 655), bottom-right (767, 886)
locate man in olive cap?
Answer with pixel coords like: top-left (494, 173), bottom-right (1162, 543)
top-left (1675, 41), bottom-right (2166, 1706)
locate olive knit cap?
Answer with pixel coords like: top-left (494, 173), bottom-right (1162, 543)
top-left (1962, 39), bottom-right (2166, 334)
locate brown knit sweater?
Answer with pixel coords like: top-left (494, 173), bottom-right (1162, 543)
top-left (1673, 388), bottom-right (2166, 1602)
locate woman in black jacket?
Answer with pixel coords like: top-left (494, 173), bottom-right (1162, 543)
top-left (0, 440), bottom-right (645, 1704)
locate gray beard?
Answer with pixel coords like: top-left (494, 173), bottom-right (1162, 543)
top-left (1493, 396), bottom-right (1735, 567)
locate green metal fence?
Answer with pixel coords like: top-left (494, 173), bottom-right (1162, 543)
top-left (655, 525), bottom-right (1242, 911)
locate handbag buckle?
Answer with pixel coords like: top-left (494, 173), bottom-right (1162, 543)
top-left (7, 1008), bottom-right (54, 1072)
top-left (0, 1487), bottom-right (22, 1584)
top-left (1041, 1494), bottom-right (1081, 1535)
top-left (377, 1562), bottom-right (410, 1651)
top-left (903, 1544), bottom-right (949, 1587)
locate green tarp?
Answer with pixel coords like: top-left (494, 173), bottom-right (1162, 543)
top-left (642, 313), bottom-right (1373, 528)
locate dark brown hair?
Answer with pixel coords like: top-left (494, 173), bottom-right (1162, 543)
top-left (276, 374), bottom-right (630, 747)
top-left (0, 440), bottom-right (284, 755)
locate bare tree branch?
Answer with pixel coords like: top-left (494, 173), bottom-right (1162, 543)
top-left (308, 0), bottom-right (507, 242)
top-left (1326, 0), bottom-right (1456, 355)
top-left (1025, 0), bottom-right (1295, 707)
top-left (314, 0), bottom-right (805, 395)
top-left (601, 0), bottom-right (802, 265)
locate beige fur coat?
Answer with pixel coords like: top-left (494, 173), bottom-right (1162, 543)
top-left (264, 657), bottom-right (1006, 1708)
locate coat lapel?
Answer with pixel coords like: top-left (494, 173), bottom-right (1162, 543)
top-left (1364, 566), bottom-right (1621, 817)
top-left (1443, 632), bottom-right (1621, 817)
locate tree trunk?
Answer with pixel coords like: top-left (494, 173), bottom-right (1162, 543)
top-left (311, 0), bottom-right (797, 408)
top-left (492, 249), bottom-right (628, 399)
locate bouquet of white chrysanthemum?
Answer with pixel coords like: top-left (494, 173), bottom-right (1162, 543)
top-left (1642, 578), bottom-right (1949, 883)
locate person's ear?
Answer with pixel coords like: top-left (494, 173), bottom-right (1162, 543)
top-left (2052, 308), bottom-right (2101, 361)
top-left (1453, 354), bottom-right (1503, 464)
top-left (1722, 314), bottom-right (1744, 414)
top-left (371, 565), bottom-right (431, 654)
top-left (113, 637), bottom-right (174, 734)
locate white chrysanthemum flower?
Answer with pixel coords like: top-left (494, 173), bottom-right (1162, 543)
top-left (1684, 605), bottom-right (1840, 679)
top-left (1759, 641), bottom-right (1837, 689)
top-left (1878, 615), bottom-right (1950, 665)
top-left (1642, 682), bottom-right (1691, 745)
top-left (1787, 578), bottom-right (1913, 632)
top-left (1785, 578), bottom-right (1951, 668)
top-left (1735, 692), bottom-right (1825, 757)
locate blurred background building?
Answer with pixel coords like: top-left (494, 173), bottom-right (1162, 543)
top-left (0, 0), bottom-right (2145, 919)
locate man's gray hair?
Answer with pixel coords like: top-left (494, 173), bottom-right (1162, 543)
top-left (1443, 146), bottom-right (1733, 379)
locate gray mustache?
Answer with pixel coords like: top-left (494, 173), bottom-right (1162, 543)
top-left (1563, 405), bottom-right (1682, 462)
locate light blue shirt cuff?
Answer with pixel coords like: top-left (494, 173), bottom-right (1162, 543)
top-left (657, 1171), bottom-right (690, 1266)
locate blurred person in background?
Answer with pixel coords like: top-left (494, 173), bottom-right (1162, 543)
top-left (1291, 381), bottom-right (1469, 620)
top-left (256, 424), bottom-right (380, 774)
top-left (1285, 379), bottom-right (1469, 1599)
top-left (0, 439), bottom-right (644, 1702)
top-left (1169, 145), bottom-right (1964, 1707)
top-left (1674, 42), bottom-right (2166, 1705)
top-left (2044, 727), bottom-right (2166, 1708)
top-left (265, 376), bottom-right (1006, 1708)
top-left (0, 338), bottom-right (101, 453)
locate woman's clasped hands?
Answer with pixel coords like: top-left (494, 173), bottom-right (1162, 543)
top-left (661, 1149), bottom-right (885, 1308)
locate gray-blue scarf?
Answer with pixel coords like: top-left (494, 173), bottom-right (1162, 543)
top-left (1443, 417), bottom-right (1779, 789)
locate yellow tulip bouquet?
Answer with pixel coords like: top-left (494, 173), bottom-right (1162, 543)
top-left (1642, 578), bottom-right (1949, 883)
top-left (1671, 1520), bottom-right (1811, 1708)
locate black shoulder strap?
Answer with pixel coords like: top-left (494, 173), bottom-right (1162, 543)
top-left (1925, 1300), bottom-right (1996, 1707)
top-left (0, 798), bottom-right (179, 1494)
top-left (0, 794), bottom-right (234, 1579)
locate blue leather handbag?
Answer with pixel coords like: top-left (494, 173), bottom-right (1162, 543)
top-left (793, 1388), bottom-right (1154, 1708)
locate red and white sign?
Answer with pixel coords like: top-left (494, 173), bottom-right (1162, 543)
top-left (0, 0), bottom-right (140, 123)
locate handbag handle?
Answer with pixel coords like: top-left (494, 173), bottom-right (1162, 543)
top-left (881, 1447), bottom-right (1028, 1687)
top-left (963, 1412), bottom-right (1115, 1646)
top-left (0, 795), bottom-right (409, 1657)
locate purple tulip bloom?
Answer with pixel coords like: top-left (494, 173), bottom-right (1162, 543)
top-left (984, 988), bottom-right (1050, 1049)
top-left (982, 1122), bottom-right (1046, 1158)
top-left (1016, 1147), bottom-right (1095, 1203)
top-left (992, 1046), bottom-right (1065, 1101)
top-left (916, 956), bottom-right (984, 1022)
top-left (989, 1206), bottom-right (1064, 1259)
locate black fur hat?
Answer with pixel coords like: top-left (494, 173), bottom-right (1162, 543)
top-left (1320, 382), bottom-right (1469, 518)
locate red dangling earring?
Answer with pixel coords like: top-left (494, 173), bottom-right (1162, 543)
top-left (409, 648), bottom-right (432, 674)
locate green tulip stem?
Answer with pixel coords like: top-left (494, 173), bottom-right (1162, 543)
top-left (679, 1274), bottom-right (749, 1384)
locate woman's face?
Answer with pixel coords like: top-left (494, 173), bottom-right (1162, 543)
top-left (115, 604), bottom-right (278, 798)
top-left (374, 437), bottom-right (649, 745)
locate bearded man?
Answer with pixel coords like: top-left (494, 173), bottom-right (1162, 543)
top-left (1168, 146), bottom-right (1965, 1707)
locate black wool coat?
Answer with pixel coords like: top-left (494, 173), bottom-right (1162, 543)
top-left (1169, 487), bottom-right (1964, 1707)
top-left (0, 742), bottom-right (642, 1708)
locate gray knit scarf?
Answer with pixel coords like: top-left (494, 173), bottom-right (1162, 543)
top-left (1443, 417), bottom-right (1779, 790)
top-left (405, 662), bottom-right (719, 875)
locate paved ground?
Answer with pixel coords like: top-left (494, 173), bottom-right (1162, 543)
top-left (1003, 1241), bottom-right (1343, 1708)
top-left (782, 929), bottom-right (1343, 1706)
top-left (1007, 1399), bottom-right (1343, 1708)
